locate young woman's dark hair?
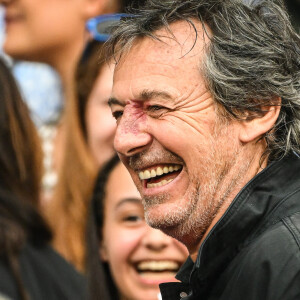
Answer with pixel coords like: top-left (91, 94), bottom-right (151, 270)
top-left (86, 154), bottom-right (120, 300)
top-left (0, 58), bottom-right (87, 300)
top-left (0, 57), bottom-right (52, 300)
top-left (0, 62), bottom-right (43, 206)
top-left (75, 40), bottom-right (107, 138)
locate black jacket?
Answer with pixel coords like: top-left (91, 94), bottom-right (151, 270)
top-left (160, 153), bottom-right (300, 300)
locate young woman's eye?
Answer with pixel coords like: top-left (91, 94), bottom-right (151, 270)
top-left (122, 214), bottom-right (144, 224)
top-left (125, 215), bottom-right (141, 222)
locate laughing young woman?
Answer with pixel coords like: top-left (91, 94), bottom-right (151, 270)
top-left (87, 155), bottom-right (188, 300)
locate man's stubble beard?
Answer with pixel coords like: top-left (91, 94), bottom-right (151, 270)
top-left (142, 155), bottom-right (234, 245)
top-left (142, 122), bottom-right (250, 246)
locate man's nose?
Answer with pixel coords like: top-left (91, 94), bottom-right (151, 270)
top-left (114, 109), bottom-right (152, 157)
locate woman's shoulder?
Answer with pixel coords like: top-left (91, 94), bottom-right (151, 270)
top-left (0, 242), bottom-right (88, 300)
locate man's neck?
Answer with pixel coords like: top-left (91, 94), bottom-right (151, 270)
top-left (188, 145), bottom-right (268, 261)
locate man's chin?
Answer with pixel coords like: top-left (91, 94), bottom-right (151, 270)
top-left (144, 201), bottom-right (191, 235)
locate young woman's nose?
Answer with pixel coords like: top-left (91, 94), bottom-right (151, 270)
top-left (141, 227), bottom-right (172, 251)
top-left (114, 106), bottom-right (152, 157)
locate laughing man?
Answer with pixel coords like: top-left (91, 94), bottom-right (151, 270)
top-left (107, 0), bottom-right (300, 299)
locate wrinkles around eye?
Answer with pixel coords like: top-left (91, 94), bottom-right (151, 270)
top-left (147, 105), bottom-right (173, 118)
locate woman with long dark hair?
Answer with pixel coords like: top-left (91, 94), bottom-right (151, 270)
top-left (0, 58), bottom-right (87, 300)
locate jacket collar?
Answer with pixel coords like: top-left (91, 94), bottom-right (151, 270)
top-left (176, 153), bottom-right (300, 293)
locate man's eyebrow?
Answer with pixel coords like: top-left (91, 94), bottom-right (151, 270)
top-left (108, 97), bottom-right (124, 107)
top-left (108, 89), bottom-right (173, 107)
top-left (139, 89), bottom-right (172, 101)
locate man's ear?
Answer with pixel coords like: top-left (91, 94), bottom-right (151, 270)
top-left (238, 98), bottom-right (281, 143)
top-left (81, 0), bottom-right (116, 20)
top-left (99, 241), bottom-right (108, 262)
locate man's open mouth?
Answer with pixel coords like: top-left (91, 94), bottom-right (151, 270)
top-left (138, 164), bottom-right (183, 188)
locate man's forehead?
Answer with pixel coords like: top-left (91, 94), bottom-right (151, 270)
top-left (111, 20), bottom-right (211, 103)
top-left (115, 20), bottom-right (211, 72)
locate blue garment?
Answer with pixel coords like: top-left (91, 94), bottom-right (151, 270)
top-left (12, 62), bottom-right (63, 127)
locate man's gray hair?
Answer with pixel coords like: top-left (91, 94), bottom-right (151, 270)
top-left (106, 0), bottom-right (300, 161)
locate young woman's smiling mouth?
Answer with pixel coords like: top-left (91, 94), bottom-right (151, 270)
top-left (134, 259), bottom-right (182, 284)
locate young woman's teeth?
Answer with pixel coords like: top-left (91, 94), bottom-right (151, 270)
top-left (137, 261), bottom-right (179, 272)
top-left (136, 261), bottom-right (180, 280)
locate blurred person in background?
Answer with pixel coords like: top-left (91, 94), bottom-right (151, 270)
top-left (0, 6), bottom-right (64, 134)
top-left (76, 39), bottom-right (116, 169)
top-left (0, 0), bottom-right (121, 272)
top-left (86, 155), bottom-right (188, 300)
top-left (0, 57), bottom-right (87, 300)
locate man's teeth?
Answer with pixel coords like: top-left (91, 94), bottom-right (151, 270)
top-left (138, 165), bottom-right (181, 180)
top-left (147, 179), bottom-right (173, 188)
top-left (137, 261), bottom-right (179, 272)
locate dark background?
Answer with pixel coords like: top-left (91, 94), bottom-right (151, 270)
top-left (285, 0), bottom-right (300, 32)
